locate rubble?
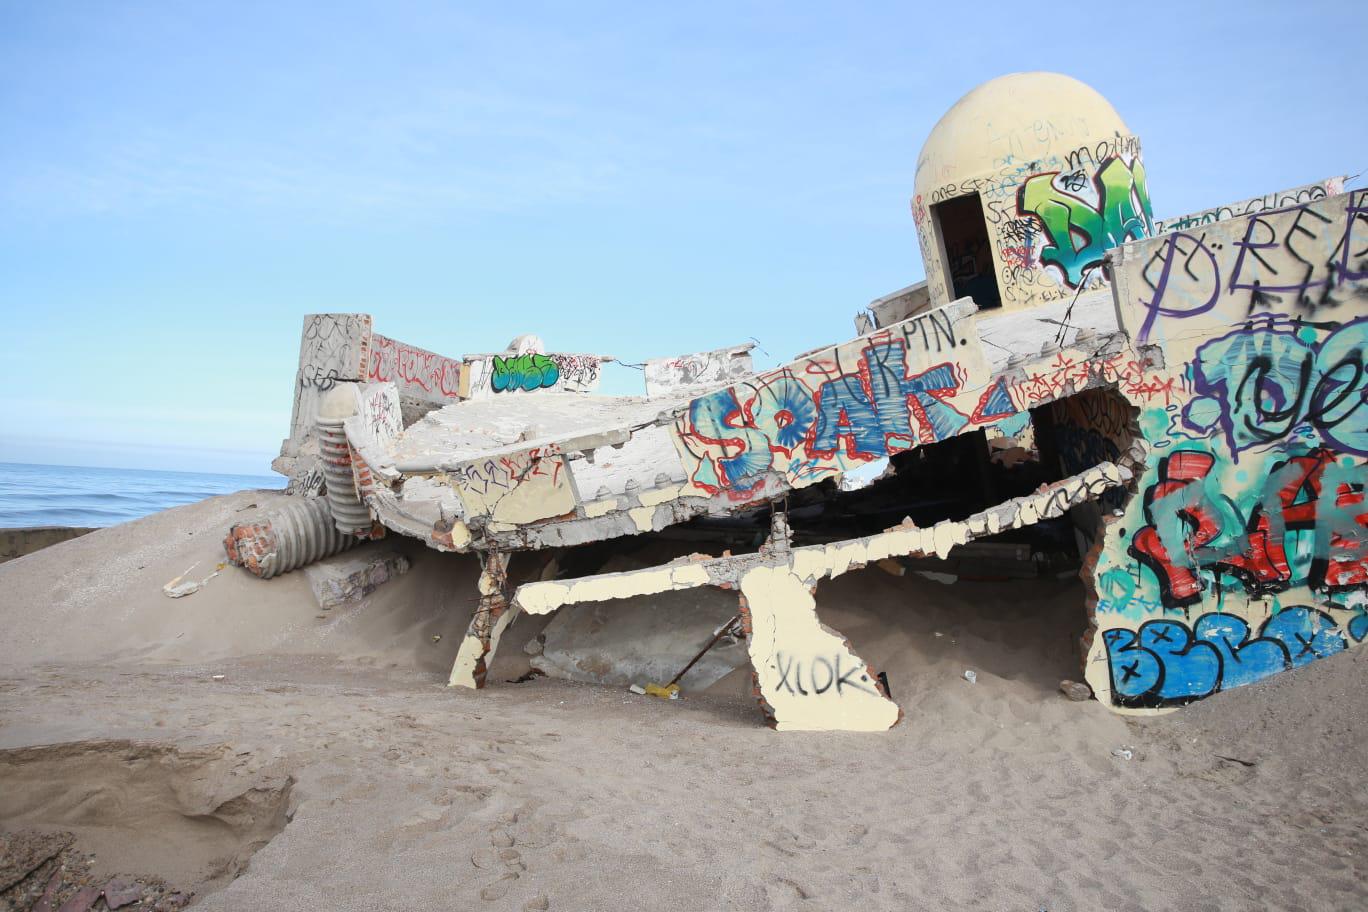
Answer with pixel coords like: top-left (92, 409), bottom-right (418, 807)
top-left (224, 71), bottom-right (1367, 733)
top-left (303, 548), bottom-right (410, 610)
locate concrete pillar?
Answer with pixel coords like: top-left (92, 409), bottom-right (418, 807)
top-left (449, 552), bottom-right (517, 689)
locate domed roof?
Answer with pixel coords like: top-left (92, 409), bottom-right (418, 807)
top-left (913, 72), bottom-right (1132, 200)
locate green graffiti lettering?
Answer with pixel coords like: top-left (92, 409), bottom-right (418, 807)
top-left (1017, 156), bottom-right (1154, 286)
top-left (491, 353), bottom-right (560, 393)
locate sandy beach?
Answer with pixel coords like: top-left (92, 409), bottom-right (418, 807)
top-left (0, 490), bottom-right (1364, 911)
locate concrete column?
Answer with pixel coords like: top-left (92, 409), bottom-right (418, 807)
top-left (449, 552), bottom-right (517, 689)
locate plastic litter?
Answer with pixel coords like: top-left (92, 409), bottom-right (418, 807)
top-left (644, 683), bottom-right (680, 700)
top-left (963, 670), bottom-right (977, 684)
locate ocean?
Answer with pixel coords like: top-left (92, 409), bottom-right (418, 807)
top-left (0, 462), bottom-right (286, 528)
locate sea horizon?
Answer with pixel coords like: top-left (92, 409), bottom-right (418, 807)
top-left (0, 461), bottom-right (285, 529)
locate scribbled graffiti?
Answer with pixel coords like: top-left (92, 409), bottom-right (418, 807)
top-left (288, 313), bottom-right (374, 446)
top-left (368, 333), bottom-right (462, 400)
top-left (1133, 190), bottom-right (1368, 341)
top-left (1155, 178), bottom-right (1343, 234)
top-left (450, 446), bottom-right (564, 495)
top-left (1017, 155), bottom-right (1154, 287)
top-left (551, 354), bottom-right (602, 393)
top-left (773, 652), bottom-right (881, 697)
top-left (297, 314), bottom-right (370, 391)
top-left (1103, 607), bottom-right (1350, 708)
top-left (491, 353), bottom-right (561, 393)
top-left (644, 346), bottom-right (753, 396)
top-left (356, 383), bottom-right (401, 446)
top-left (1011, 349), bottom-right (1178, 410)
top-left (1128, 447), bottom-right (1367, 610)
top-left (1182, 316), bottom-right (1368, 457)
top-left (1050, 389), bottom-right (1135, 512)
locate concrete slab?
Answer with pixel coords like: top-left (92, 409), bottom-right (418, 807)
top-left (304, 548), bottom-right (410, 610)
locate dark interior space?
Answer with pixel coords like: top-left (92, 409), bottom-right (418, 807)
top-left (932, 193), bottom-right (1001, 310)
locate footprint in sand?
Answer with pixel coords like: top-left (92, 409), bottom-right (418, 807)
top-left (480, 872), bottom-right (518, 901)
top-left (763, 825), bottom-right (817, 857)
top-left (477, 826), bottom-right (530, 901)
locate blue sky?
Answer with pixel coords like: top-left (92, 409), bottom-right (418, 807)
top-left (2, 0), bottom-right (1363, 475)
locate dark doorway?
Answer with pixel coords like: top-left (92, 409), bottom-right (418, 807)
top-left (932, 193), bottom-right (1001, 310)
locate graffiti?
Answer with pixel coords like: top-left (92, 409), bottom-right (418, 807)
top-left (644, 346), bottom-right (752, 396)
top-left (1010, 350), bottom-right (1177, 410)
top-left (297, 314), bottom-right (370, 391)
top-left (773, 652), bottom-right (880, 697)
top-left (685, 344), bottom-right (968, 491)
top-left (678, 307), bottom-right (988, 494)
top-left (1103, 607), bottom-right (1348, 707)
top-left (969, 377), bottom-right (1017, 423)
top-left (299, 363), bottom-right (344, 391)
top-left (356, 383), bottom-right (401, 446)
top-left (491, 353), bottom-right (561, 393)
top-left (1155, 178), bottom-right (1343, 234)
top-left (1062, 134), bottom-right (1143, 174)
top-left (451, 446), bottom-right (564, 495)
top-left (288, 313), bottom-right (373, 445)
top-left (299, 315), bottom-right (369, 377)
top-left (945, 236), bottom-right (993, 285)
top-left (368, 333), bottom-right (462, 400)
top-left (1050, 390), bottom-right (1134, 512)
top-left (1183, 316), bottom-right (1368, 457)
top-left (1129, 447), bottom-right (1367, 610)
top-left (1133, 191), bottom-right (1368, 341)
top-left (1017, 155), bottom-right (1154, 287)
top-left (998, 218), bottom-right (1037, 245)
top-left (999, 245), bottom-right (1034, 272)
top-left (810, 347), bottom-right (968, 455)
top-left (551, 354), bottom-right (602, 393)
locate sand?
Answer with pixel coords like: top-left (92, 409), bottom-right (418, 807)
top-left (0, 491), bottom-right (1364, 910)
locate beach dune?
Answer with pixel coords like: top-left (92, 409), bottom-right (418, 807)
top-left (0, 491), bottom-right (1364, 911)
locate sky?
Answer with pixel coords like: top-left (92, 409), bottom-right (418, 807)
top-left (1, 0), bottom-right (1363, 476)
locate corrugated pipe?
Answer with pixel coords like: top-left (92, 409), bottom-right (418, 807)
top-left (223, 496), bottom-right (357, 579)
top-left (317, 385), bottom-right (374, 535)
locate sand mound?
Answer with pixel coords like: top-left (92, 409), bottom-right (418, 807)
top-left (0, 491), bottom-right (500, 675)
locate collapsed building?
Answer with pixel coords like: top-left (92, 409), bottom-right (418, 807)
top-left (226, 71), bottom-right (1367, 732)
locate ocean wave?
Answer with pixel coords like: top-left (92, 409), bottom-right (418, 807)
top-left (0, 463), bottom-right (284, 529)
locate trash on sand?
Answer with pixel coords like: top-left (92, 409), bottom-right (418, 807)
top-left (644, 682), bottom-right (680, 700)
top-left (211, 674), bottom-right (225, 681)
top-left (431, 634), bottom-right (442, 643)
top-left (628, 684), bottom-right (647, 695)
top-left (163, 579), bottom-right (200, 598)
top-left (1112, 747), bottom-right (1134, 761)
top-left (162, 561), bottom-right (225, 599)
top-left (963, 670), bottom-right (977, 684)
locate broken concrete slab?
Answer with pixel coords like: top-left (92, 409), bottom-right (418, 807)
top-left (530, 584), bottom-right (747, 690)
top-left (304, 548), bottom-right (410, 610)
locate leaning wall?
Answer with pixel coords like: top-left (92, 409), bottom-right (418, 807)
top-left (1083, 189), bottom-right (1368, 710)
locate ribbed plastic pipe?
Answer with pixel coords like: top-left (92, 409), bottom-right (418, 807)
top-left (225, 497), bottom-right (357, 579)
top-left (317, 386), bottom-right (373, 535)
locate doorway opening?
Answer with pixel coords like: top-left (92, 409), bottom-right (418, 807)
top-left (932, 193), bottom-right (1002, 310)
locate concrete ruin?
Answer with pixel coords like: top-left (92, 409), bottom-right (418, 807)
top-left (226, 71), bottom-right (1366, 731)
